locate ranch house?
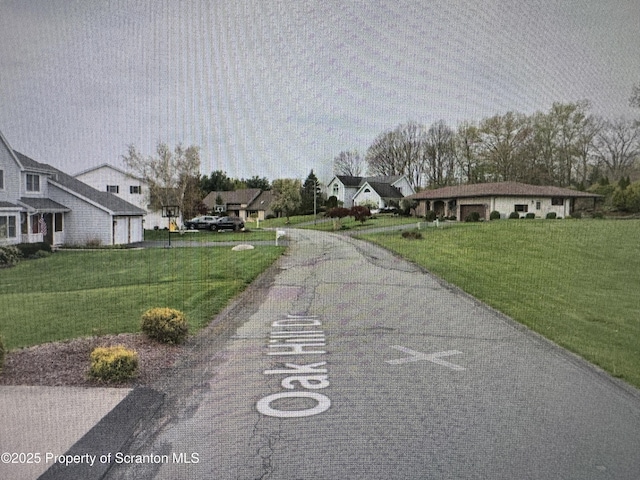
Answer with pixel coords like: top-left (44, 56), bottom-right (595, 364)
top-left (407, 182), bottom-right (601, 220)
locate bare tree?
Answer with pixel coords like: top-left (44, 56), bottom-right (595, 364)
top-left (593, 118), bottom-right (640, 181)
top-left (478, 111), bottom-right (532, 182)
top-left (122, 142), bottom-right (201, 219)
top-left (424, 120), bottom-right (456, 187)
top-left (365, 121), bottom-right (426, 189)
top-left (574, 114), bottom-right (601, 186)
top-left (630, 82), bottom-right (640, 110)
top-left (333, 150), bottom-right (364, 176)
top-left (455, 121), bottom-right (484, 184)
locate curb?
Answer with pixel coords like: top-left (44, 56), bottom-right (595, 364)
top-left (37, 387), bottom-right (164, 480)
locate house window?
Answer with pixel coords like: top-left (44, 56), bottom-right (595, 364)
top-left (364, 188), bottom-right (371, 193)
top-left (536, 201), bottom-right (541, 210)
top-left (514, 204), bottom-right (528, 212)
top-left (130, 185), bottom-right (141, 194)
top-left (26, 174), bottom-right (40, 192)
top-left (55, 213), bottom-right (63, 232)
top-left (551, 197), bottom-right (564, 206)
top-left (107, 185), bottom-right (119, 194)
top-left (332, 184), bottom-right (339, 196)
top-left (0, 170), bottom-right (4, 189)
top-left (0, 216), bottom-right (17, 238)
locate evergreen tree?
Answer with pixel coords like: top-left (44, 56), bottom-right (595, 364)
top-left (300, 170), bottom-right (320, 214)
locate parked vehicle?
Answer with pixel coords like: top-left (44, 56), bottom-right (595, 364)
top-left (184, 216), bottom-right (219, 230)
top-left (212, 216), bottom-right (245, 231)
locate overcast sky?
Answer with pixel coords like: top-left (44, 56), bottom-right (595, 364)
top-left (1, 0), bottom-right (638, 183)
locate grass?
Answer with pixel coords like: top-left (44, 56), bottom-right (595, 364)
top-left (0, 246), bottom-right (284, 350)
top-left (302, 214), bottom-right (422, 232)
top-left (258, 214), bottom-right (318, 228)
top-left (144, 229), bottom-right (278, 242)
top-left (359, 219), bottom-right (640, 388)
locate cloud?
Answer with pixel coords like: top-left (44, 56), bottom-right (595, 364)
top-left (1, 0), bottom-right (638, 181)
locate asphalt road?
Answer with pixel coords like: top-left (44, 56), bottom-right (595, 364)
top-left (102, 228), bottom-right (640, 480)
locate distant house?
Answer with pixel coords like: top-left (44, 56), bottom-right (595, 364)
top-left (75, 164), bottom-right (169, 229)
top-left (407, 182), bottom-right (601, 220)
top-left (0, 130), bottom-right (145, 246)
top-left (202, 188), bottom-right (275, 221)
top-left (326, 175), bottom-right (415, 208)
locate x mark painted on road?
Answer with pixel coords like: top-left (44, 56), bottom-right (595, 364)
top-left (386, 345), bottom-right (466, 371)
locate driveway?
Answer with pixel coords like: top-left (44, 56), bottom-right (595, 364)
top-left (91, 228), bottom-right (640, 479)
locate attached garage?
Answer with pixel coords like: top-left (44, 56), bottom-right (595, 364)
top-left (459, 204), bottom-right (486, 221)
top-left (113, 216), bottom-right (144, 245)
top-left (407, 182), bottom-right (601, 221)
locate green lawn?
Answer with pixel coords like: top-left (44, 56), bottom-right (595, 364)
top-left (0, 246), bottom-right (284, 350)
top-left (258, 214), bottom-right (318, 228)
top-left (359, 220), bottom-right (640, 388)
top-left (302, 214), bottom-right (422, 232)
top-left (144, 229), bottom-right (278, 242)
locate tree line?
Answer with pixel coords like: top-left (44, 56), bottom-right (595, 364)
top-left (122, 143), bottom-right (322, 221)
top-left (122, 92), bottom-right (640, 221)
top-left (335, 100), bottom-right (640, 192)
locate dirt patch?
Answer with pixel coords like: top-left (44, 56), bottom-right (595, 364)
top-left (0, 333), bottom-right (182, 388)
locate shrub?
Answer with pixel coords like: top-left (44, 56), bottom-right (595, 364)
top-left (16, 242), bottom-right (51, 258)
top-left (424, 210), bottom-right (437, 222)
top-left (0, 246), bottom-right (22, 268)
top-left (141, 307), bottom-right (189, 344)
top-left (509, 212), bottom-right (520, 219)
top-left (402, 230), bottom-right (423, 239)
top-left (325, 195), bottom-right (339, 210)
top-left (89, 345), bottom-right (138, 382)
top-left (86, 238), bottom-right (103, 247)
top-left (327, 207), bottom-right (351, 230)
top-left (326, 207), bottom-right (350, 219)
top-left (545, 212), bottom-right (557, 219)
top-left (350, 205), bottom-right (371, 224)
top-left (525, 213), bottom-right (536, 219)
top-left (399, 198), bottom-right (418, 216)
top-left (570, 212), bottom-right (582, 219)
top-left (489, 210), bottom-right (501, 220)
top-left (465, 211), bottom-right (481, 222)
top-left (592, 211), bottom-right (604, 219)
top-left (0, 335), bottom-right (5, 373)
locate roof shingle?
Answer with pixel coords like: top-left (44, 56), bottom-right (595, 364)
top-left (408, 182), bottom-right (600, 200)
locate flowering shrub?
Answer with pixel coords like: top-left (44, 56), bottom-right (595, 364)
top-left (141, 307), bottom-right (189, 344)
top-left (89, 345), bottom-right (138, 382)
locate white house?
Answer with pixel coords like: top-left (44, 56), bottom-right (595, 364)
top-left (407, 182), bottom-right (601, 220)
top-left (75, 164), bottom-right (169, 230)
top-left (0, 130), bottom-right (146, 247)
top-left (326, 175), bottom-right (415, 208)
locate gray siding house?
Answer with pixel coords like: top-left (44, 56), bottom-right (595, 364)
top-left (0, 130), bottom-right (146, 246)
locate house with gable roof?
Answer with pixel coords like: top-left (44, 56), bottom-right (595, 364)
top-left (201, 188), bottom-right (275, 221)
top-left (0, 129), bottom-right (146, 247)
top-left (326, 175), bottom-right (414, 209)
top-left (407, 182), bottom-right (601, 220)
top-left (75, 163), bottom-right (169, 229)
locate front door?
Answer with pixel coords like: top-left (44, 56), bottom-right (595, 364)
top-left (44, 213), bottom-right (54, 245)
